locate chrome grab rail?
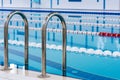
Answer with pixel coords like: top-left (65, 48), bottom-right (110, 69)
top-left (2, 11), bottom-right (29, 70)
top-left (40, 12), bottom-right (67, 78)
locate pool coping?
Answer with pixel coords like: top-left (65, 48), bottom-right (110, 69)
top-left (0, 65), bottom-right (79, 80)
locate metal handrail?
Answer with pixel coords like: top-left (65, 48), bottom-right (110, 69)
top-left (40, 12), bottom-right (67, 78)
top-left (2, 11), bottom-right (29, 70)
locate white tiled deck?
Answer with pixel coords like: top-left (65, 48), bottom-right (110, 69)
top-left (0, 66), bottom-right (79, 80)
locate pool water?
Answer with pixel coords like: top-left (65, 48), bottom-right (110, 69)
top-left (0, 10), bottom-right (120, 80)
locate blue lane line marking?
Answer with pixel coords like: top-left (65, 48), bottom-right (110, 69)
top-left (30, 0), bottom-right (32, 8)
top-left (1, 0), bottom-right (3, 7)
top-left (0, 9), bottom-right (120, 15)
top-left (103, 0), bottom-right (106, 10)
top-left (0, 46), bottom-right (116, 80)
top-left (97, 0), bottom-right (99, 2)
top-left (57, 0), bottom-right (59, 5)
top-left (10, 0), bottom-right (12, 4)
top-left (68, 15), bottom-right (81, 18)
top-left (17, 30), bottom-right (24, 35)
top-left (39, 0), bottom-right (41, 4)
top-left (50, 0), bottom-right (52, 9)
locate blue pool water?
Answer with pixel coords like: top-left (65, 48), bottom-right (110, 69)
top-left (0, 10), bottom-right (120, 80)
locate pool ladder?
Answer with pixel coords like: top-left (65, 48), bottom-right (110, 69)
top-left (1, 11), bottom-right (67, 78)
top-left (1, 11), bottom-right (29, 70)
top-left (40, 12), bottom-right (67, 78)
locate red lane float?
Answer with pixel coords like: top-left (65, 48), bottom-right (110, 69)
top-left (99, 32), bottom-right (120, 38)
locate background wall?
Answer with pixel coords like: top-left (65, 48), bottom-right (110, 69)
top-left (0, 0), bottom-right (30, 8)
top-left (0, 0), bottom-right (120, 10)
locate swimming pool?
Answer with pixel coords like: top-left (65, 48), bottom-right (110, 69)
top-left (0, 9), bottom-right (120, 80)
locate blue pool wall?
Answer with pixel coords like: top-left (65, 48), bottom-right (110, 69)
top-left (0, 0), bottom-right (120, 10)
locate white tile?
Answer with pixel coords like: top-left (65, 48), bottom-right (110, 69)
top-left (0, 65), bottom-right (80, 80)
top-left (3, 79), bottom-right (9, 80)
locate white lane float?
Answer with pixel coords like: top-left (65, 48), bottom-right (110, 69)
top-left (113, 51), bottom-right (120, 57)
top-left (86, 48), bottom-right (94, 54)
top-left (103, 50), bottom-right (112, 56)
top-left (79, 48), bottom-right (86, 53)
top-left (94, 49), bottom-right (103, 55)
top-left (36, 43), bottom-right (41, 48)
top-left (46, 44), bottom-right (50, 48)
top-left (0, 39), bottom-right (3, 43)
top-left (67, 46), bottom-right (72, 51)
top-left (50, 44), bottom-right (57, 50)
top-left (70, 47), bottom-right (79, 52)
top-left (56, 45), bottom-right (62, 50)
top-left (0, 39), bottom-right (120, 58)
top-left (29, 42), bottom-right (37, 47)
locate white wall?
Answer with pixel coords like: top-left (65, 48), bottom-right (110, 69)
top-left (52, 0), bottom-right (103, 10)
top-left (0, 0), bottom-right (1, 7)
top-left (106, 0), bottom-right (120, 10)
top-left (52, 0), bottom-right (120, 10)
top-left (3, 0), bottom-right (30, 8)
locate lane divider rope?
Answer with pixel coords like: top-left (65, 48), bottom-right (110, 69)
top-left (0, 18), bottom-right (120, 27)
top-left (0, 14), bottom-right (120, 22)
top-left (0, 39), bottom-right (119, 57)
top-left (0, 25), bottom-right (119, 38)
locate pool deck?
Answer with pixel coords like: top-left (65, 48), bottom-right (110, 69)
top-left (0, 66), bottom-right (79, 80)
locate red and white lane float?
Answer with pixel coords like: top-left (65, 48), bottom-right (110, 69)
top-left (99, 32), bottom-right (120, 38)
